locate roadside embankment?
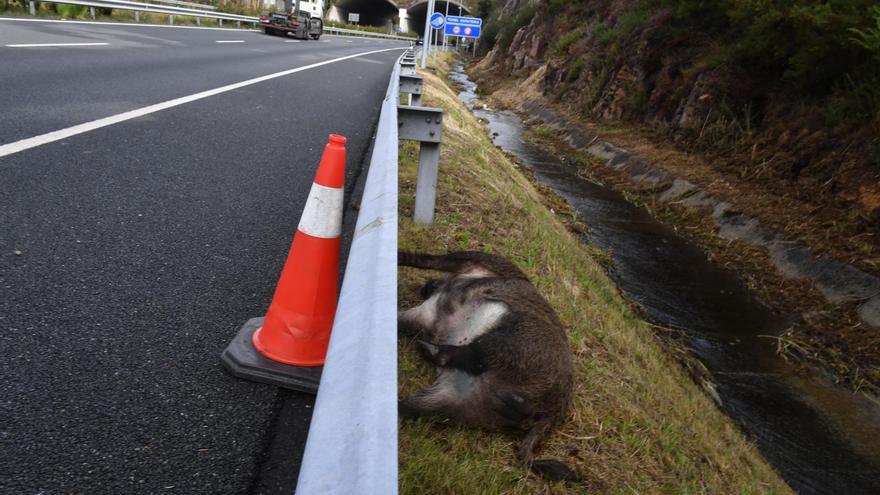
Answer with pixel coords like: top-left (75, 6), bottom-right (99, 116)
top-left (396, 53), bottom-right (789, 494)
top-left (0, 3), bottom-right (256, 28)
top-left (467, 0), bottom-right (880, 394)
top-left (476, 68), bottom-right (880, 395)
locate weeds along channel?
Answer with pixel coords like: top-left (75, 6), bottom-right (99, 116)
top-left (396, 53), bottom-right (789, 495)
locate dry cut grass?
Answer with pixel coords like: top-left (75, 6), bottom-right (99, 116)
top-left (397, 53), bottom-right (791, 495)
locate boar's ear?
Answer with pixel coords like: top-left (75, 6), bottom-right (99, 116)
top-left (420, 278), bottom-right (444, 300)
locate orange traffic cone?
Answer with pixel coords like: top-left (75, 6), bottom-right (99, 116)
top-left (253, 134), bottom-right (346, 366)
top-left (220, 134), bottom-right (346, 393)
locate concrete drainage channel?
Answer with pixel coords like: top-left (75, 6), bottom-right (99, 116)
top-left (221, 50), bottom-right (444, 494)
top-left (519, 101), bottom-right (880, 330)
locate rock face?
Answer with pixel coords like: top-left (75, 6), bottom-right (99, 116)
top-left (484, 1), bottom-right (742, 127)
top-left (476, 0), bottom-right (880, 221)
top-left (472, 0), bottom-right (880, 382)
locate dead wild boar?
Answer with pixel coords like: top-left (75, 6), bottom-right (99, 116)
top-left (398, 251), bottom-right (578, 482)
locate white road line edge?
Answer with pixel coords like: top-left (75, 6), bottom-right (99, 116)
top-left (0, 16), bottom-right (259, 32)
top-left (284, 40), bottom-right (301, 43)
top-left (6, 42), bottom-right (110, 47)
top-left (0, 47), bottom-right (405, 159)
top-left (215, 40), bottom-right (245, 43)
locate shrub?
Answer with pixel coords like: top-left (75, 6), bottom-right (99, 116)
top-left (652, 0), bottom-right (880, 122)
top-left (55, 3), bottom-right (88, 18)
top-left (850, 5), bottom-right (880, 61)
top-left (593, 21), bottom-right (616, 46)
top-left (475, 0), bottom-right (494, 19)
top-left (566, 57), bottom-right (585, 82)
top-left (553, 28), bottom-right (581, 54)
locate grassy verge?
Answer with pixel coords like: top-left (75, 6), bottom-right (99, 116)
top-left (396, 53), bottom-right (791, 494)
top-left (1, 4), bottom-right (255, 28)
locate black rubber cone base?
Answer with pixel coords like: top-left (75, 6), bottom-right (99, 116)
top-left (220, 317), bottom-right (322, 394)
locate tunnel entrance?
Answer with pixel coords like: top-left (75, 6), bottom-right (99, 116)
top-left (327, 0), bottom-right (400, 29)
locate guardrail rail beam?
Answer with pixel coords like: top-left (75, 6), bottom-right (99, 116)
top-left (400, 60), bottom-right (417, 77)
top-left (294, 52), bottom-right (404, 495)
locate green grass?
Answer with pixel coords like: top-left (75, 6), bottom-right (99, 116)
top-left (553, 29), bottom-right (581, 55)
top-left (565, 58), bottom-right (585, 83)
top-left (0, 3), bottom-right (249, 28)
top-left (396, 53), bottom-right (791, 494)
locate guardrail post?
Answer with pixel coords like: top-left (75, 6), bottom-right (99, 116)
top-left (135, 10), bottom-right (140, 22)
top-left (28, 0), bottom-right (35, 15)
top-left (219, 18), bottom-right (223, 26)
top-left (399, 74), bottom-right (423, 107)
top-left (169, 14), bottom-right (174, 24)
top-left (89, 6), bottom-right (95, 19)
top-left (196, 17), bottom-right (200, 26)
top-left (237, 20), bottom-right (241, 28)
top-left (398, 105), bottom-right (443, 224)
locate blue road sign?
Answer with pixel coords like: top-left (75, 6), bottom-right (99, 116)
top-left (444, 15), bottom-right (482, 38)
top-left (430, 12), bottom-right (445, 29)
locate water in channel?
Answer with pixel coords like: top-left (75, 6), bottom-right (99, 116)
top-left (448, 63), bottom-right (880, 494)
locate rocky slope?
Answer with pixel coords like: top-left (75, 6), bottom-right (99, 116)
top-left (469, 0), bottom-right (880, 390)
top-left (477, 0), bottom-right (879, 230)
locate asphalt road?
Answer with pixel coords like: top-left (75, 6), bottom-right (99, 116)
top-left (0, 18), bottom-right (408, 494)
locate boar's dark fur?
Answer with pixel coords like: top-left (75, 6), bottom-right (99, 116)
top-left (398, 251), bottom-right (578, 482)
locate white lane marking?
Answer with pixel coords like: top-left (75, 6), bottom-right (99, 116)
top-left (0, 47), bottom-right (405, 159)
top-left (0, 16), bottom-right (259, 32)
top-left (284, 40), bottom-right (301, 43)
top-left (298, 183), bottom-right (344, 238)
top-left (215, 40), bottom-right (245, 43)
top-left (6, 42), bottom-right (109, 47)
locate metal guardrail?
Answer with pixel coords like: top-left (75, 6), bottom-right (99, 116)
top-left (153, 0), bottom-right (215, 10)
top-left (324, 25), bottom-right (414, 41)
top-left (294, 51), bottom-right (406, 495)
top-left (33, 0), bottom-right (255, 22)
top-left (27, 0), bottom-right (417, 39)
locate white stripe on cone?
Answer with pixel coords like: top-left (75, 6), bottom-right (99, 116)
top-left (298, 182), bottom-right (344, 239)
